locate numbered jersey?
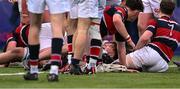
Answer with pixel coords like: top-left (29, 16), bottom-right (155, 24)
top-left (146, 16), bottom-right (180, 62)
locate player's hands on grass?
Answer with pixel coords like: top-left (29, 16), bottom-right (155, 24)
top-left (126, 68), bottom-right (139, 73)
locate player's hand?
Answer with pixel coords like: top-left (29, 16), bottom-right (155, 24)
top-left (126, 69), bottom-right (139, 73)
top-left (127, 39), bottom-right (135, 51)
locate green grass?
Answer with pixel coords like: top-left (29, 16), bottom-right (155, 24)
top-left (0, 56), bottom-right (180, 88)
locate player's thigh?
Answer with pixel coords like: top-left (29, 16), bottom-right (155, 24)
top-left (127, 46), bottom-right (158, 69)
top-left (147, 59), bottom-right (168, 72)
top-left (77, 18), bottom-right (92, 31)
top-left (67, 19), bottom-right (78, 35)
top-left (138, 12), bottom-right (153, 32)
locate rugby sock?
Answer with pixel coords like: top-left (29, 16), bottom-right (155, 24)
top-left (88, 58), bottom-right (97, 69)
top-left (71, 58), bottom-right (80, 66)
top-left (28, 44), bottom-right (40, 74)
top-left (50, 38), bottom-right (63, 75)
top-left (88, 39), bottom-right (102, 69)
top-left (50, 65), bottom-right (59, 75)
top-left (67, 35), bottom-right (73, 64)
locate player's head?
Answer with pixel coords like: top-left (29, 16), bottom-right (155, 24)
top-left (125, 0), bottom-right (144, 22)
top-left (126, 0), bottom-right (144, 12)
top-left (160, 0), bottom-right (175, 16)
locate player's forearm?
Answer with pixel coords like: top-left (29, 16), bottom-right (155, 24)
top-left (113, 14), bottom-right (130, 40)
top-left (135, 30), bottom-right (153, 50)
top-left (114, 20), bottom-right (129, 40)
top-left (117, 42), bottom-right (127, 66)
top-left (135, 37), bottom-right (148, 50)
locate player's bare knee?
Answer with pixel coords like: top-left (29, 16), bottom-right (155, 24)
top-left (10, 48), bottom-right (23, 57)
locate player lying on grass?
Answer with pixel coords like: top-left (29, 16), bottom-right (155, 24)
top-left (0, 22), bottom-right (68, 68)
top-left (100, 0), bottom-right (144, 67)
top-left (125, 0), bottom-right (180, 72)
top-left (0, 2), bottom-right (68, 70)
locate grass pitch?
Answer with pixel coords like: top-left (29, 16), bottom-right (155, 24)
top-left (0, 56), bottom-right (180, 88)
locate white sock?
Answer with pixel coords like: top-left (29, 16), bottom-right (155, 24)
top-left (67, 54), bottom-right (72, 64)
top-left (87, 58), bottom-right (97, 69)
top-left (30, 65), bottom-right (38, 74)
top-left (50, 65), bottom-right (59, 75)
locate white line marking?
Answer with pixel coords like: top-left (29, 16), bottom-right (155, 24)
top-left (169, 65), bottom-right (177, 68)
top-left (0, 72), bottom-right (46, 76)
top-left (0, 65), bottom-right (178, 76)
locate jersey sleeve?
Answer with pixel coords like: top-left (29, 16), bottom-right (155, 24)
top-left (6, 32), bottom-right (16, 42)
top-left (146, 19), bottom-right (157, 35)
top-left (114, 9), bottom-right (126, 21)
top-left (114, 11), bottom-right (123, 20)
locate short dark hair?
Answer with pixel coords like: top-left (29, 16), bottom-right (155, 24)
top-left (160, 0), bottom-right (175, 15)
top-left (125, 0), bottom-right (144, 12)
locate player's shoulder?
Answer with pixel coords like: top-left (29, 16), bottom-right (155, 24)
top-left (147, 18), bottom-right (158, 26)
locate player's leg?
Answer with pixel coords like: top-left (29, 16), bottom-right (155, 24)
top-left (0, 47), bottom-right (24, 64)
top-left (70, 0), bottom-right (99, 75)
top-left (24, 0), bottom-right (44, 80)
top-left (86, 0), bottom-right (106, 74)
top-left (138, 0), bottom-right (160, 36)
top-left (24, 13), bottom-right (42, 80)
top-left (46, 0), bottom-right (70, 81)
top-left (70, 18), bottom-right (91, 75)
top-left (67, 19), bottom-right (78, 65)
top-left (147, 60), bottom-right (168, 72)
top-left (138, 13), bottom-right (153, 36)
top-left (86, 23), bottom-right (102, 74)
top-left (73, 18), bottom-right (91, 60)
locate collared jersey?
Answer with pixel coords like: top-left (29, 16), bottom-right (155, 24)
top-left (147, 16), bottom-right (180, 63)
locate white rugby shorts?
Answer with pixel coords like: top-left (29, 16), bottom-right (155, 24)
top-left (127, 46), bottom-right (168, 72)
top-left (27, 0), bottom-right (70, 14)
top-left (69, 0), bottom-right (98, 19)
top-left (142, 0), bottom-right (161, 17)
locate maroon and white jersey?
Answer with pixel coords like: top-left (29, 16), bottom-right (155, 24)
top-left (7, 23), bottom-right (29, 47)
top-left (147, 16), bottom-right (180, 63)
top-left (101, 5), bottom-right (128, 35)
